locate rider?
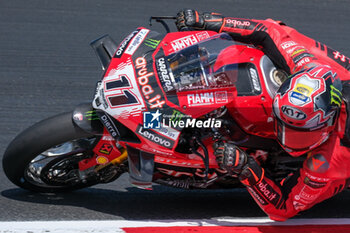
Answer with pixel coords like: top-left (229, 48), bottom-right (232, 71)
top-left (176, 9), bottom-right (350, 221)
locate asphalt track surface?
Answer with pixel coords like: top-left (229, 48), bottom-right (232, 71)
top-left (1, 0), bottom-right (350, 222)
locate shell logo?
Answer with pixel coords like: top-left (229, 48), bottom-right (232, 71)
top-left (96, 156), bottom-right (109, 165)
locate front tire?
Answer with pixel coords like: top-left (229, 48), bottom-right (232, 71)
top-left (3, 112), bottom-right (98, 192)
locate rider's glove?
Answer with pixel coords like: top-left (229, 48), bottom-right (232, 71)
top-left (213, 141), bottom-right (247, 175)
top-left (239, 157), bottom-right (264, 186)
top-left (176, 9), bottom-right (224, 32)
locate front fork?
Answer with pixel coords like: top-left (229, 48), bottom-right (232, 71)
top-left (72, 103), bottom-right (128, 172)
top-left (79, 128), bottom-right (128, 171)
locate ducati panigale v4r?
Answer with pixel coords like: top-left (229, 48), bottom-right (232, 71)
top-left (3, 18), bottom-right (303, 193)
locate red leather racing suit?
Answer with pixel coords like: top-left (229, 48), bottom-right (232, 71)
top-left (216, 16), bottom-right (350, 221)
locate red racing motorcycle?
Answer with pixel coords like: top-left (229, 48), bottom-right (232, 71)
top-left (3, 18), bottom-right (303, 192)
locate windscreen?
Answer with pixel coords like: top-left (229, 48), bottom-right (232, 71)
top-left (164, 33), bottom-right (238, 92)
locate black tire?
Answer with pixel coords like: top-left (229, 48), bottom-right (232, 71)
top-left (3, 111), bottom-right (99, 193)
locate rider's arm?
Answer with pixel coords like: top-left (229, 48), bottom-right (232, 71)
top-left (176, 9), bottom-right (320, 74)
top-left (214, 134), bottom-right (350, 221)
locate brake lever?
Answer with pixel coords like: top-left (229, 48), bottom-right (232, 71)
top-left (149, 16), bottom-right (176, 33)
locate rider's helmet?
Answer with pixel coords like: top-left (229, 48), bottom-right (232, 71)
top-left (272, 65), bottom-right (342, 156)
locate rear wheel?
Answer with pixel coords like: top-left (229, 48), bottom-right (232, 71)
top-left (3, 112), bottom-right (102, 192)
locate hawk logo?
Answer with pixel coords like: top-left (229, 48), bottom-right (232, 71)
top-left (143, 110), bottom-right (162, 129)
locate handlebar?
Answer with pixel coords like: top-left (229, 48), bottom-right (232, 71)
top-left (149, 16), bottom-right (176, 33)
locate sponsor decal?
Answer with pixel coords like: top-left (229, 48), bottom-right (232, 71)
top-left (165, 109), bottom-right (190, 131)
top-left (143, 110), bottom-right (162, 129)
top-left (155, 156), bottom-right (203, 167)
top-left (136, 125), bottom-right (174, 149)
top-left (187, 92), bottom-right (214, 106)
top-left (141, 144), bottom-right (173, 156)
top-left (171, 35), bottom-right (198, 52)
top-left (195, 31), bottom-right (210, 41)
top-left (156, 57), bottom-right (174, 92)
top-left (295, 85), bottom-right (311, 96)
top-left (281, 105), bottom-right (307, 120)
top-left (249, 187), bottom-right (268, 206)
top-left (115, 30), bottom-right (139, 58)
top-left (152, 124), bottom-right (180, 141)
top-left (330, 84), bottom-right (342, 107)
top-left (249, 68), bottom-right (261, 92)
top-left (170, 32), bottom-right (209, 52)
top-left (333, 51), bottom-right (347, 62)
top-left (144, 38), bottom-right (161, 49)
top-left (292, 52), bottom-right (314, 64)
top-left (295, 57), bottom-right (311, 69)
top-left (85, 111), bottom-right (99, 121)
top-left (291, 48), bottom-right (307, 57)
top-left (306, 154), bottom-right (329, 173)
top-left (215, 91), bottom-right (229, 104)
top-left (286, 45), bottom-right (305, 55)
top-left (225, 19), bottom-right (252, 29)
top-left (100, 114), bottom-right (119, 138)
top-left (281, 41), bottom-right (297, 50)
top-left (311, 157), bottom-right (326, 171)
top-left (135, 57), bottom-right (166, 109)
top-left (170, 109), bottom-right (185, 124)
top-left (290, 91), bottom-right (309, 105)
top-left (289, 75), bottom-right (319, 106)
top-left (99, 143), bottom-right (113, 155)
top-left (187, 91), bottom-right (228, 107)
top-left (96, 156), bottom-right (109, 165)
top-left (125, 29), bottom-right (149, 56)
top-left (294, 184), bottom-right (323, 210)
top-left (304, 176), bottom-right (327, 189)
top-left (256, 179), bottom-right (280, 206)
top-left (304, 171), bottom-right (330, 182)
top-left (326, 47), bottom-right (350, 70)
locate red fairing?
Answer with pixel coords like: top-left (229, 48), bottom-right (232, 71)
top-left (93, 28), bottom-right (279, 169)
top-left (223, 45), bottom-right (276, 138)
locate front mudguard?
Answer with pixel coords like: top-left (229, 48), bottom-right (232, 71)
top-left (72, 103), bottom-right (104, 135)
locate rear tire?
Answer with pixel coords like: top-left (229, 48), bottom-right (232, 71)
top-left (3, 112), bottom-right (98, 193)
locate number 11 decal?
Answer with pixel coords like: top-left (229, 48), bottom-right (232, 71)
top-left (105, 75), bottom-right (140, 108)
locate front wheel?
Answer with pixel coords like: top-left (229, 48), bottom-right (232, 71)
top-left (3, 112), bottom-right (101, 193)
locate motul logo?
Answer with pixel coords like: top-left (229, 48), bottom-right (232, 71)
top-left (281, 105), bottom-right (306, 120)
